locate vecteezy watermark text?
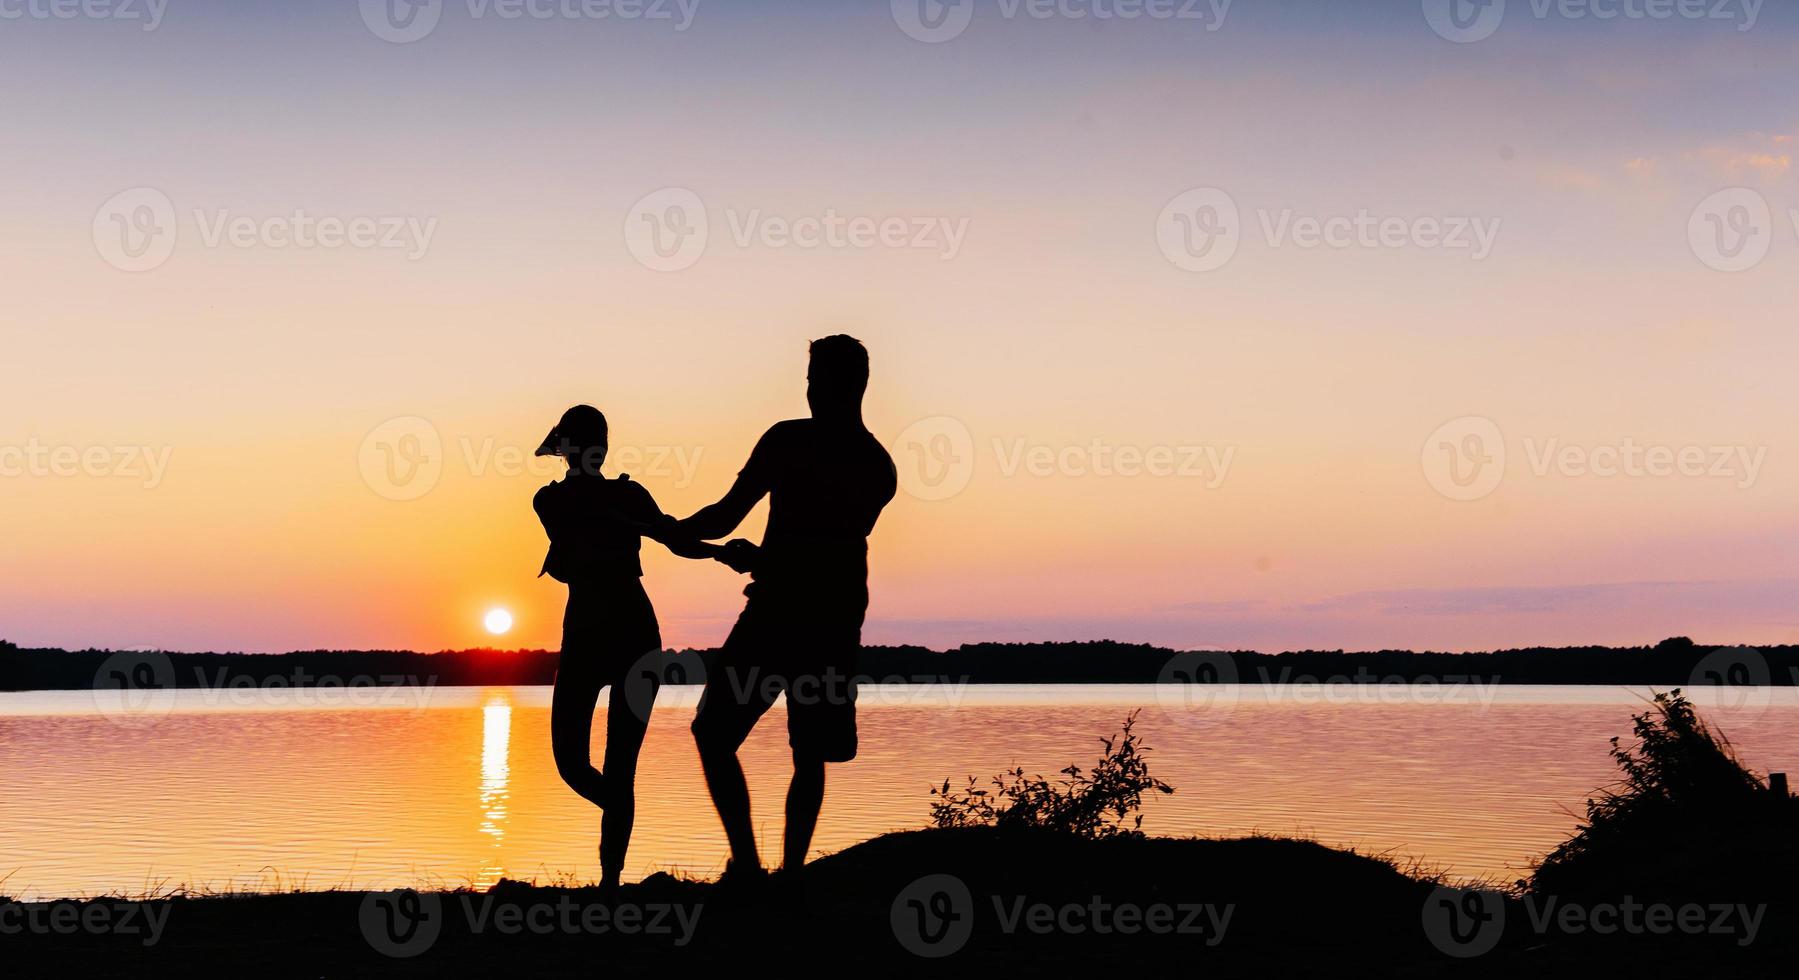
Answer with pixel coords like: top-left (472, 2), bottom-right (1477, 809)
top-left (360, 0), bottom-right (701, 43)
top-left (0, 0), bottom-right (168, 30)
top-left (891, 0), bottom-right (1233, 43)
top-left (91, 650), bottom-right (439, 727)
top-left (0, 440), bottom-right (172, 488)
top-left (1423, 886), bottom-right (1766, 957)
top-left (1424, 0), bottom-right (1762, 44)
top-left (357, 416), bottom-right (707, 502)
top-left (1154, 652), bottom-right (1505, 725)
top-left (623, 187), bottom-right (970, 271)
top-left (1157, 188), bottom-right (1502, 273)
top-left (889, 416), bottom-right (1235, 501)
top-left (359, 889), bottom-right (702, 957)
top-left (891, 874), bottom-right (1232, 957)
top-left (1422, 416), bottom-right (1766, 501)
top-left (93, 188), bottom-right (437, 272)
top-left (0, 900), bottom-right (172, 947)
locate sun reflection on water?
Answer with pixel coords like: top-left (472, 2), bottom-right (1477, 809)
top-left (475, 691), bottom-right (511, 888)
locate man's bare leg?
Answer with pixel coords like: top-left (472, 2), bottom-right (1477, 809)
top-left (783, 752), bottom-right (826, 871)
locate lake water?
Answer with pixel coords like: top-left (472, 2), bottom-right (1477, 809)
top-left (2, 684), bottom-right (1795, 901)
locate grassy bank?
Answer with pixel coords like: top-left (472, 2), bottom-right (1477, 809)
top-left (4, 827), bottom-right (1793, 977)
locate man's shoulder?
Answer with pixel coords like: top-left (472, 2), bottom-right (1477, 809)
top-left (750, 418), bottom-right (811, 457)
top-left (863, 428), bottom-right (894, 460)
top-left (760, 418), bottom-right (811, 440)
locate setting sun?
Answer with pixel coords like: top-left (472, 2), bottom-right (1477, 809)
top-left (483, 609), bottom-right (513, 636)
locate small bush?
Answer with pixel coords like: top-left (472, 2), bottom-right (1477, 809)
top-left (930, 710), bottom-right (1174, 839)
top-left (1531, 690), bottom-right (1793, 900)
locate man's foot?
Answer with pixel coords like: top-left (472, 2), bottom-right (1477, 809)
top-left (714, 860), bottom-right (768, 894)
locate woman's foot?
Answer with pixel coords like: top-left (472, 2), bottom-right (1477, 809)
top-left (596, 876), bottom-right (622, 903)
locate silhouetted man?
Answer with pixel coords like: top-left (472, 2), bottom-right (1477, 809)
top-left (681, 335), bottom-right (897, 881)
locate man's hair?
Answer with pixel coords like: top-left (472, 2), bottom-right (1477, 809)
top-left (809, 334), bottom-right (869, 391)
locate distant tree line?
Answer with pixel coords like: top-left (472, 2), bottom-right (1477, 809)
top-left (1, 636), bottom-right (1794, 691)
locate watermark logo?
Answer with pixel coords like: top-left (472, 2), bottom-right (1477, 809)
top-left (93, 187), bottom-right (177, 273)
top-left (1157, 187), bottom-right (1240, 273)
top-left (359, 416), bottom-right (445, 501)
top-left (1155, 651), bottom-right (1241, 724)
top-left (1422, 416), bottom-right (1506, 501)
top-left (359, 888), bottom-right (445, 957)
top-left (892, 416), bottom-right (976, 501)
top-left (1423, 0), bottom-right (1505, 42)
top-left (91, 650), bottom-right (178, 727)
top-left (624, 187), bottom-right (709, 272)
top-left (1689, 187), bottom-right (1772, 273)
top-left (1690, 646), bottom-right (1773, 717)
top-left (891, 0), bottom-right (975, 42)
top-left (621, 650), bottom-right (705, 722)
top-left (892, 874), bottom-right (975, 957)
top-left (1423, 886), bottom-right (1506, 957)
top-left (361, 0), bottom-right (444, 42)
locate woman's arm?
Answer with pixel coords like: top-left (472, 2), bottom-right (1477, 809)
top-left (644, 513), bottom-right (725, 560)
top-left (628, 483), bottom-right (725, 561)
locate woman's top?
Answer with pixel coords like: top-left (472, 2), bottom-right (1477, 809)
top-left (533, 473), bottom-right (664, 584)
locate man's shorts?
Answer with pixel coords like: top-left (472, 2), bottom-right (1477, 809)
top-left (691, 584), bottom-right (866, 763)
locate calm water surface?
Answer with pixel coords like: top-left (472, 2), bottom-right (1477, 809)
top-left (2, 685), bottom-right (1795, 900)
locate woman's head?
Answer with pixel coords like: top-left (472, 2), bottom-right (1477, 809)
top-left (535, 404), bottom-right (609, 475)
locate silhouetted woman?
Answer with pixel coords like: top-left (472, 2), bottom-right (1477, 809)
top-left (533, 404), bottom-right (714, 890)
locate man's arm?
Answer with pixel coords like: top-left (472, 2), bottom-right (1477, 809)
top-left (676, 424), bottom-right (780, 540)
top-left (676, 471), bottom-right (766, 541)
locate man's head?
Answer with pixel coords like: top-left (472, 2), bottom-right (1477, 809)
top-left (807, 334), bottom-right (869, 419)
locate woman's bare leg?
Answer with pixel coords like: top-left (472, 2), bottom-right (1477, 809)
top-left (550, 658), bottom-right (607, 809)
top-left (598, 677), bottom-right (655, 888)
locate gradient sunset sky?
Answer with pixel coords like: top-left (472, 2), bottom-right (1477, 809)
top-left (2, 0), bottom-right (1796, 654)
